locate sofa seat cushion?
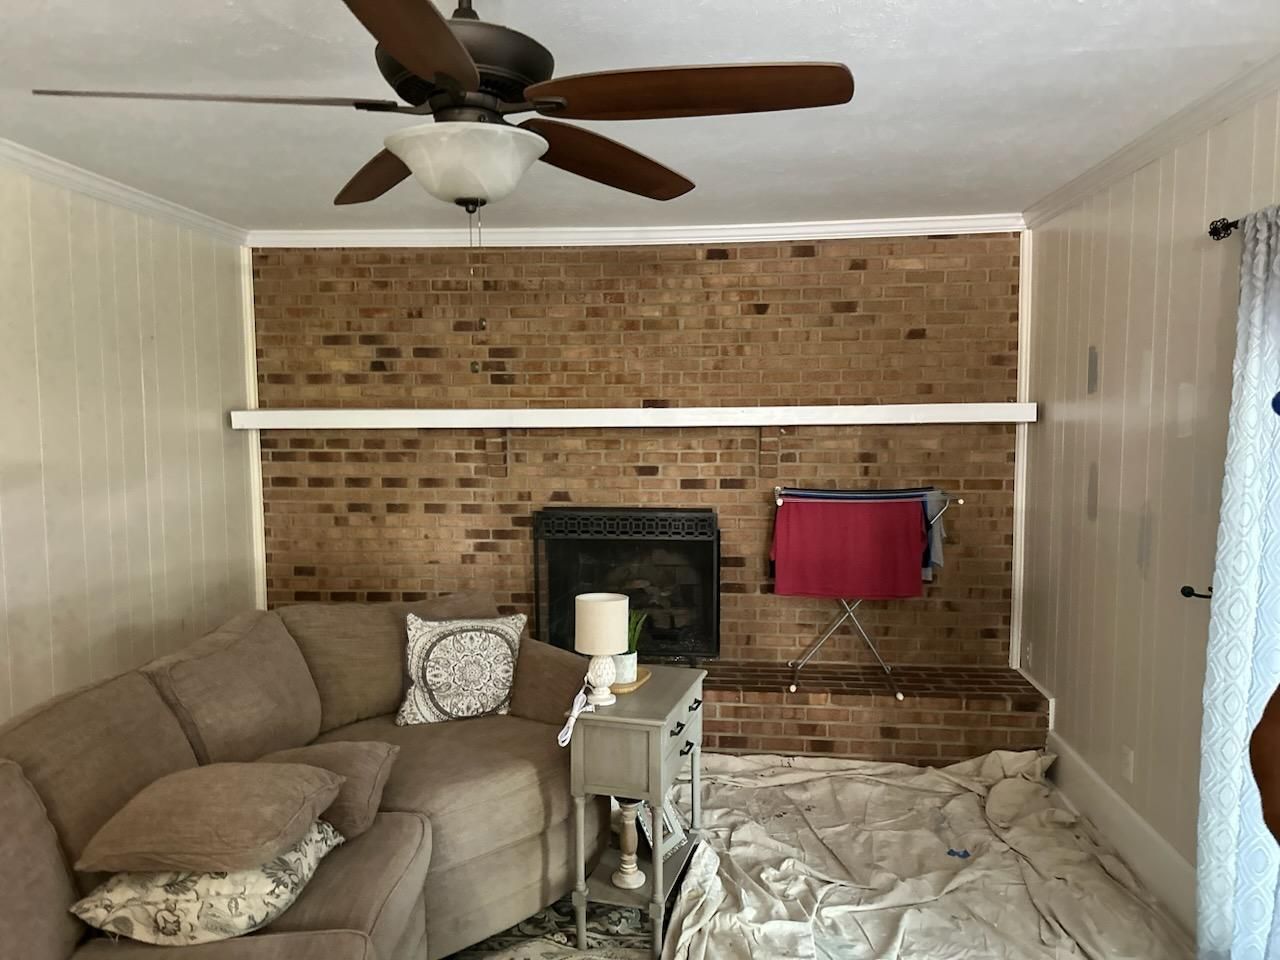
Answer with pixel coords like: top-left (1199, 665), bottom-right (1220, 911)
top-left (0, 759), bottom-right (84, 960)
top-left (143, 611), bottom-right (321, 764)
top-left (277, 593), bottom-right (501, 733)
top-left (423, 799), bottom-right (608, 960)
top-left (267, 812), bottom-right (431, 960)
top-left (318, 715), bottom-right (570, 873)
top-left (0, 672), bottom-right (198, 893)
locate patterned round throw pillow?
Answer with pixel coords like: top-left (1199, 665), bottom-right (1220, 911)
top-left (397, 613), bottom-right (526, 725)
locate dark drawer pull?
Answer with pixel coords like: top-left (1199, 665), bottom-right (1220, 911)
top-left (680, 740), bottom-right (695, 757)
top-left (688, 698), bottom-right (703, 713)
top-left (670, 721), bottom-right (686, 737)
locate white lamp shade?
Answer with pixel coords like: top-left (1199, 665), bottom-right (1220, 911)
top-left (574, 593), bottom-right (629, 656)
top-left (383, 121), bottom-right (548, 206)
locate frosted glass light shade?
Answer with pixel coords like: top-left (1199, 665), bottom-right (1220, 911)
top-left (383, 121), bottom-right (548, 206)
top-left (574, 593), bottom-right (629, 656)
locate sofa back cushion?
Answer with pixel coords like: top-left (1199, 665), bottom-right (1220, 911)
top-left (0, 759), bottom-right (83, 960)
top-left (0, 672), bottom-right (198, 893)
top-left (143, 611), bottom-right (322, 763)
top-left (278, 592), bottom-right (500, 732)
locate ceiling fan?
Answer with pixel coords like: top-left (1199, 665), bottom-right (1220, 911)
top-left (33, 0), bottom-right (855, 211)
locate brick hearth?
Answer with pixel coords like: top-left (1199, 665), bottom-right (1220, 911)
top-left (702, 662), bottom-right (1048, 763)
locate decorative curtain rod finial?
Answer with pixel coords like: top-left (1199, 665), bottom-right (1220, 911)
top-left (1209, 217), bottom-right (1240, 241)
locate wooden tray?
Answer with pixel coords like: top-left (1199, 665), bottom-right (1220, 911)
top-left (612, 667), bottom-right (652, 695)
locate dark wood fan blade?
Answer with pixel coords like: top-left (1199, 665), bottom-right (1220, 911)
top-left (334, 149), bottom-right (412, 205)
top-left (527, 63), bottom-right (854, 121)
top-left (31, 89), bottom-right (406, 111)
top-left (342, 0), bottom-right (479, 92)
top-left (520, 119), bottom-right (693, 201)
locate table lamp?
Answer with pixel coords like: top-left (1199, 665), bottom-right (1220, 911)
top-left (575, 593), bottom-right (629, 706)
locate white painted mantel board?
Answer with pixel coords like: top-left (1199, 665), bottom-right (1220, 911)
top-left (230, 402), bottom-right (1037, 431)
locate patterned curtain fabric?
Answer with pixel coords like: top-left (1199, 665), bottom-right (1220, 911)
top-left (1198, 204), bottom-right (1280, 959)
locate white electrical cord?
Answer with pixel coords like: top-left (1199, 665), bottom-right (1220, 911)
top-left (557, 683), bottom-right (595, 747)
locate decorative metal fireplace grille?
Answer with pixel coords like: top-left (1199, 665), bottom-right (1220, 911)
top-left (533, 507), bottom-right (720, 661)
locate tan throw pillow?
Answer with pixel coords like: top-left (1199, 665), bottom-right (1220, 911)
top-left (76, 763), bottom-right (342, 874)
top-left (258, 741), bottom-right (399, 839)
top-left (397, 613), bottom-right (526, 725)
top-left (72, 821), bottom-right (342, 945)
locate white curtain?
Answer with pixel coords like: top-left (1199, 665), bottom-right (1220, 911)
top-left (1198, 204), bottom-right (1280, 959)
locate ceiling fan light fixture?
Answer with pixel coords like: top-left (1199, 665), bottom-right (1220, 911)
top-left (384, 121), bottom-right (547, 207)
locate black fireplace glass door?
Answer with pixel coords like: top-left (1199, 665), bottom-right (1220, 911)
top-left (534, 508), bottom-right (720, 661)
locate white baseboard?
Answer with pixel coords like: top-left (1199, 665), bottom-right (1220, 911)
top-left (1046, 731), bottom-right (1195, 934)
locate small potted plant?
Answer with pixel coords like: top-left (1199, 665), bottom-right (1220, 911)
top-left (613, 611), bottom-right (646, 685)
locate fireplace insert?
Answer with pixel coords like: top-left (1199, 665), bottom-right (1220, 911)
top-left (533, 507), bottom-right (720, 662)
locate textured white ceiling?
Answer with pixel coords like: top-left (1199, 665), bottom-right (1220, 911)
top-left (1, 0), bottom-right (1278, 231)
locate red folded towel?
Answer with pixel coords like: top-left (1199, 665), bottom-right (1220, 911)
top-left (771, 499), bottom-right (926, 599)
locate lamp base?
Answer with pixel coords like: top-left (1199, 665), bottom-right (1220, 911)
top-left (586, 654), bottom-right (617, 707)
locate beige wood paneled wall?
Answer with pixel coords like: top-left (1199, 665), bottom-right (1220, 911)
top-left (0, 164), bottom-right (260, 723)
top-left (1022, 89), bottom-right (1280, 863)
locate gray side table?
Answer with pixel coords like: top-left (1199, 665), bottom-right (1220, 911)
top-left (570, 664), bottom-right (706, 959)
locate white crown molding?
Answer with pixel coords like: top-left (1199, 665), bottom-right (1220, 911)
top-left (0, 138), bottom-right (248, 245)
top-left (0, 136), bottom-right (1024, 249)
top-left (230, 402), bottom-right (1038, 431)
top-left (1024, 52), bottom-right (1280, 228)
top-left (246, 213), bottom-right (1025, 249)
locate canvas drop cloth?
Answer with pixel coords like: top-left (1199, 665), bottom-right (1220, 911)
top-left (663, 751), bottom-right (1190, 960)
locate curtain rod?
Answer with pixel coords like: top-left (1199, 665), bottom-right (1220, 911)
top-left (1209, 217), bottom-right (1241, 241)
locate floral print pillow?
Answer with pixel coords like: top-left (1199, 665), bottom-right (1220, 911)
top-left (71, 820), bottom-right (342, 945)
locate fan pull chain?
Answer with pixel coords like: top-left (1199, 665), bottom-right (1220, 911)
top-left (464, 207), bottom-right (485, 335)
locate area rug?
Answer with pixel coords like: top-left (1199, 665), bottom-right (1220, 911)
top-left (452, 750), bottom-right (1190, 959)
top-left (448, 896), bottom-right (647, 960)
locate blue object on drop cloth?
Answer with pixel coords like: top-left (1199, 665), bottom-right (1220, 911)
top-left (946, 849), bottom-right (971, 859)
top-left (1272, 391), bottom-right (1280, 416)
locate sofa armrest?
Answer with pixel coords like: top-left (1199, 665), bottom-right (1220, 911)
top-left (509, 640), bottom-right (588, 727)
top-left (74, 930), bottom-right (375, 960)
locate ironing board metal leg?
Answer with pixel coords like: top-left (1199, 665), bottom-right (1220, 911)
top-left (788, 605), bottom-right (855, 692)
top-left (841, 598), bottom-right (905, 701)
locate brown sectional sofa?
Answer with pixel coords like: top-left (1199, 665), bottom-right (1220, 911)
top-left (0, 593), bottom-right (609, 960)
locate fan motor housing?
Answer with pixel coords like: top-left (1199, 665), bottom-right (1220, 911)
top-left (376, 19), bottom-right (554, 105)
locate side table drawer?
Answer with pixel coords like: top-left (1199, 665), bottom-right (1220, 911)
top-left (662, 710), bottom-right (701, 787)
top-left (577, 722), bottom-right (653, 798)
top-left (662, 686), bottom-right (704, 746)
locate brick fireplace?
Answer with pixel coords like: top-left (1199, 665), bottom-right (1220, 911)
top-left (252, 232), bottom-right (1048, 760)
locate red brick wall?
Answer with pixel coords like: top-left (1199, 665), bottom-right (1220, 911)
top-left (254, 233), bottom-right (1019, 667)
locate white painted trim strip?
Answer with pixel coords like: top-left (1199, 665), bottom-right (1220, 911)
top-left (1015, 666), bottom-right (1055, 730)
top-left (237, 247), bottom-right (267, 609)
top-left (230, 402), bottom-right (1037, 431)
top-left (1024, 52), bottom-right (1280, 228)
top-left (0, 138), bottom-right (248, 246)
top-left (1009, 229), bottom-right (1035, 670)
top-left (1046, 731), bottom-right (1196, 938)
top-left (246, 213), bottom-right (1025, 249)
